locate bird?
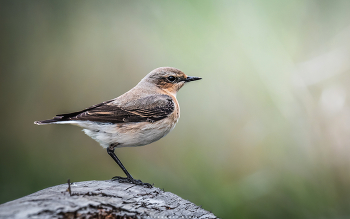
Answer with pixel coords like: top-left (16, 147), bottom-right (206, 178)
top-left (34, 67), bottom-right (201, 187)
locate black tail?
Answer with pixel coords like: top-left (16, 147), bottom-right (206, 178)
top-left (34, 116), bottom-right (66, 125)
top-left (34, 99), bottom-right (115, 125)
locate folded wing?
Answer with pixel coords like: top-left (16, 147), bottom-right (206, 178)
top-left (35, 95), bottom-right (174, 124)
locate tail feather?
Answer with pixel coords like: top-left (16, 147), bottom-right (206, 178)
top-left (34, 116), bottom-right (65, 125)
top-left (34, 99), bottom-right (115, 125)
top-left (34, 104), bottom-right (100, 125)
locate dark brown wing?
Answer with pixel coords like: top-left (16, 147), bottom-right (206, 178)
top-left (42, 95), bottom-right (174, 124)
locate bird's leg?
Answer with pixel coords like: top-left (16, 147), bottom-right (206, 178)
top-left (107, 145), bottom-right (152, 188)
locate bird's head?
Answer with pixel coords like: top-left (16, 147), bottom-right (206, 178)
top-left (140, 67), bottom-right (202, 96)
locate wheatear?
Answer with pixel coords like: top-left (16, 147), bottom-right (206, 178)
top-left (35, 67), bottom-right (201, 187)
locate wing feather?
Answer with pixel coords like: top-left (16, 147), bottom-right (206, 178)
top-left (52, 95), bottom-right (174, 124)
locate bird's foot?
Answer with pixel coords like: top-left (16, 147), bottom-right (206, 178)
top-left (112, 176), bottom-right (153, 188)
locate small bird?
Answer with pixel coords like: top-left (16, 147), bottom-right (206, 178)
top-left (35, 67), bottom-right (201, 187)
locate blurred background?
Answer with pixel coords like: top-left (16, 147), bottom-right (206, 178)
top-left (1, 0), bottom-right (350, 218)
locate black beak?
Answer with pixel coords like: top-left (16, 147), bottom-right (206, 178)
top-left (185, 76), bottom-right (202, 82)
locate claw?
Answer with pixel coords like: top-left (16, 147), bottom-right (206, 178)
top-left (112, 176), bottom-right (152, 188)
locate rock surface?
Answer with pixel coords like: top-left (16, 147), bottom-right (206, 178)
top-left (0, 180), bottom-right (217, 219)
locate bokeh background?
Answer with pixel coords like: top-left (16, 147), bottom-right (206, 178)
top-left (1, 0), bottom-right (350, 218)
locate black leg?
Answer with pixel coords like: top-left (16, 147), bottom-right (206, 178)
top-left (107, 146), bottom-right (152, 188)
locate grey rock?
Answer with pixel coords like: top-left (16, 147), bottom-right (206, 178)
top-left (0, 180), bottom-right (217, 219)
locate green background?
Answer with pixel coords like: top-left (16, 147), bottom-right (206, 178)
top-left (1, 1), bottom-right (350, 218)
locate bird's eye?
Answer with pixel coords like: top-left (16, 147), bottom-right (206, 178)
top-left (167, 76), bottom-right (176, 82)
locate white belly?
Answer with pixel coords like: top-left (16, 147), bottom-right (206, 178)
top-left (68, 119), bottom-right (177, 148)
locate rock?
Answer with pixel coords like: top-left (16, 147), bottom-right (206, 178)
top-left (0, 180), bottom-right (217, 219)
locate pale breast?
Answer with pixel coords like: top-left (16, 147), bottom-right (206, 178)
top-left (79, 98), bottom-right (180, 148)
